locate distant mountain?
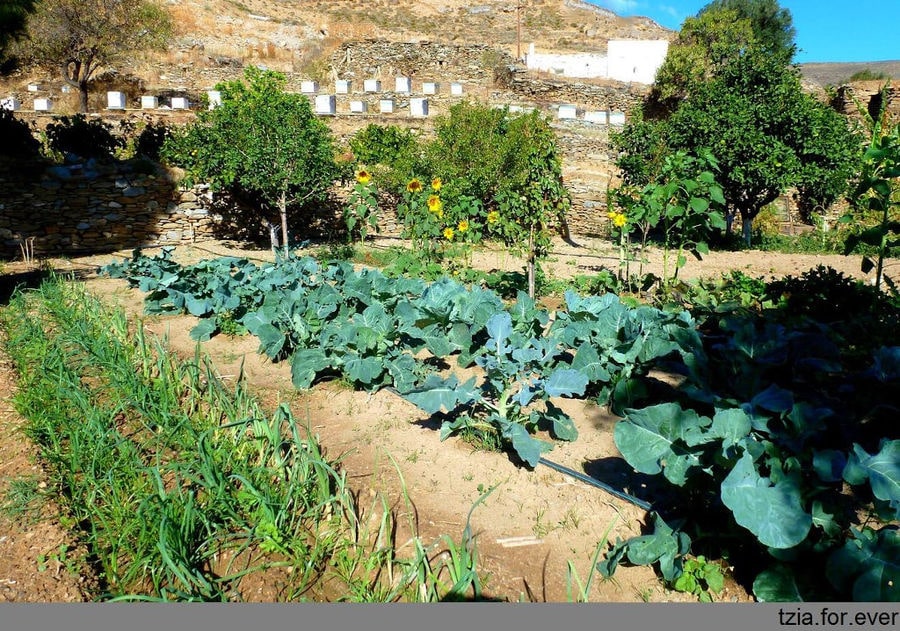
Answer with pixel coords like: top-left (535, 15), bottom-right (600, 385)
top-left (798, 60), bottom-right (900, 87)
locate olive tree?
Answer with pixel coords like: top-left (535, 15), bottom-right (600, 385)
top-left (23, 0), bottom-right (171, 112)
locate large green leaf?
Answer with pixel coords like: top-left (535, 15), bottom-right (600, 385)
top-left (614, 403), bottom-right (711, 486)
top-left (290, 348), bottom-right (330, 389)
top-left (571, 342), bottom-right (611, 382)
top-left (753, 565), bottom-right (805, 602)
top-left (843, 440), bottom-right (900, 518)
top-left (544, 401), bottom-right (578, 442)
top-left (503, 422), bottom-right (552, 468)
top-left (543, 368), bottom-right (589, 398)
top-left (189, 317), bottom-right (218, 342)
top-left (621, 513), bottom-right (691, 583)
top-left (825, 526), bottom-right (899, 601)
top-left (402, 374), bottom-right (480, 414)
top-left (344, 356), bottom-right (384, 386)
top-left (720, 452), bottom-right (811, 549)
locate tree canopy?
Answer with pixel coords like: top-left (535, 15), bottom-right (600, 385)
top-left (22, 0), bottom-right (171, 112)
top-left (615, 51), bottom-right (860, 245)
top-left (0, 0), bottom-right (36, 63)
top-left (162, 67), bottom-right (338, 255)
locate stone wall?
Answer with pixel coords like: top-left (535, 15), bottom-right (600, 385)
top-left (0, 158), bottom-right (220, 259)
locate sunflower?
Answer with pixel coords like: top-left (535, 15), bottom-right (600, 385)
top-left (443, 227), bottom-right (455, 241)
top-left (431, 177), bottom-right (442, 191)
top-left (487, 210), bottom-right (500, 225)
top-left (427, 195), bottom-right (443, 214)
top-left (355, 168), bottom-right (372, 185)
top-left (407, 178), bottom-right (423, 193)
top-left (457, 219), bottom-right (469, 233)
top-left (612, 212), bottom-right (627, 228)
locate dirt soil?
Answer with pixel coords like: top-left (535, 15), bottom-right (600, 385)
top-left (0, 236), bottom-right (895, 603)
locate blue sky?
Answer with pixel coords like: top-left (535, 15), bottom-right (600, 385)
top-left (585, 0), bottom-right (900, 63)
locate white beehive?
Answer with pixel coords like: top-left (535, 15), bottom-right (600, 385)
top-left (609, 111), bottom-right (626, 126)
top-left (141, 95), bottom-right (159, 109)
top-left (395, 76), bottom-right (411, 93)
top-left (315, 94), bottom-right (336, 115)
top-left (423, 82), bottom-right (439, 95)
top-left (27, 83), bottom-right (40, 92)
top-left (557, 104), bottom-right (577, 120)
top-left (206, 90), bottom-right (222, 109)
top-left (364, 79), bottom-right (381, 93)
top-left (410, 97), bottom-right (429, 117)
top-left (350, 100), bottom-right (368, 113)
top-left (1, 97), bottom-right (21, 111)
top-left (33, 98), bottom-right (52, 111)
top-left (301, 80), bottom-right (319, 94)
top-left (335, 80), bottom-right (351, 94)
top-left (585, 110), bottom-right (608, 124)
top-left (379, 99), bottom-right (394, 114)
top-left (450, 82), bottom-right (464, 96)
top-left (171, 97), bottom-right (190, 110)
top-left (107, 91), bottom-right (126, 110)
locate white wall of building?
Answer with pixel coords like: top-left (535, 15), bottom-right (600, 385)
top-left (606, 40), bottom-right (669, 84)
top-left (524, 39), bottom-right (669, 85)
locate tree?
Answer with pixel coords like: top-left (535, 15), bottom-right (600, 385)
top-left (162, 67), bottom-right (338, 256)
top-left (616, 52), bottom-right (861, 245)
top-left (701, 0), bottom-right (796, 59)
top-left (0, 0), bottom-right (36, 62)
top-left (23, 0), bottom-right (171, 112)
top-left (650, 0), bottom-right (795, 114)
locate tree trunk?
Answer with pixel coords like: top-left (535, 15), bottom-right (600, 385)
top-left (527, 225), bottom-right (536, 299)
top-left (280, 190), bottom-right (289, 258)
top-left (741, 212), bottom-right (753, 247)
top-left (78, 81), bottom-right (88, 113)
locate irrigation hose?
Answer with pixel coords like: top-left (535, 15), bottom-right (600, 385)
top-left (382, 386), bottom-right (652, 511)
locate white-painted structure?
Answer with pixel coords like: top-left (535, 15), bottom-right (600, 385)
top-left (364, 79), bottom-right (381, 93)
top-left (557, 104), bottom-right (577, 120)
top-left (206, 90), bottom-right (222, 109)
top-left (607, 40), bottom-right (670, 84)
top-left (1, 97), bottom-right (21, 111)
top-left (423, 82), bottom-right (439, 95)
top-left (301, 80), bottom-right (319, 94)
top-left (171, 97), bottom-right (189, 110)
top-left (27, 84), bottom-right (40, 92)
top-left (350, 100), bottom-right (368, 113)
top-left (34, 98), bottom-right (52, 111)
top-left (609, 111), bottom-right (626, 126)
top-left (107, 91), bottom-right (126, 110)
top-left (315, 94), bottom-right (336, 115)
top-left (379, 99), bottom-right (394, 114)
top-left (410, 98), bottom-right (429, 117)
top-left (395, 77), bottom-right (411, 93)
top-left (141, 96), bottom-right (159, 109)
top-left (450, 82), bottom-right (464, 96)
top-left (335, 80), bottom-right (351, 94)
top-left (524, 39), bottom-right (669, 85)
top-left (585, 110), bottom-right (608, 125)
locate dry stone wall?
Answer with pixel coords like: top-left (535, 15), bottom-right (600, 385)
top-left (0, 158), bottom-right (220, 259)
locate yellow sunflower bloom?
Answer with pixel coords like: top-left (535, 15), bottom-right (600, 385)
top-left (457, 219), bottom-right (469, 232)
top-left (613, 213), bottom-right (627, 228)
top-left (607, 210), bottom-right (618, 220)
top-left (443, 227), bottom-right (455, 241)
top-left (407, 178), bottom-right (423, 193)
top-left (431, 177), bottom-right (442, 191)
top-left (487, 210), bottom-right (500, 225)
top-left (427, 195), bottom-right (443, 213)
top-left (355, 168), bottom-right (372, 185)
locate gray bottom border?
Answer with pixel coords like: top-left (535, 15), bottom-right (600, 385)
top-left (1, 603), bottom-right (898, 631)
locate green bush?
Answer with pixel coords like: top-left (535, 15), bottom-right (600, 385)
top-left (0, 109), bottom-right (40, 157)
top-left (44, 114), bottom-right (124, 161)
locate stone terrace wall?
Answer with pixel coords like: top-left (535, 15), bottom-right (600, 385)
top-left (0, 158), bottom-right (220, 259)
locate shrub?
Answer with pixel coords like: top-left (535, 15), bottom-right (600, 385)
top-left (44, 114), bottom-right (123, 161)
top-left (0, 109), bottom-right (40, 157)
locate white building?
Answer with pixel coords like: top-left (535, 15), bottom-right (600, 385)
top-left (524, 39), bottom-right (669, 85)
